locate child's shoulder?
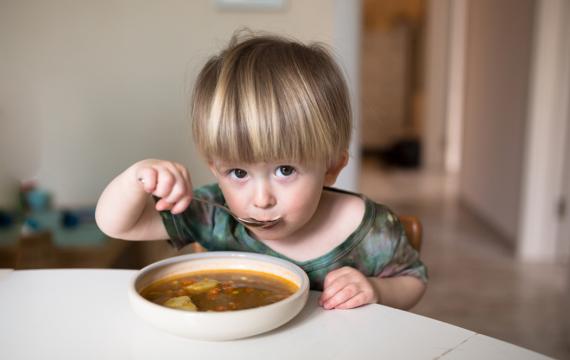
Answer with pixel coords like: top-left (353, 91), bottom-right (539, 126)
top-left (323, 187), bottom-right (400, 229)
top-left (322, 187), bottom-right (366, 228)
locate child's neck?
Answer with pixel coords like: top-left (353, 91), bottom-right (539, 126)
top-left (259, 189), bottom-right (365, 262)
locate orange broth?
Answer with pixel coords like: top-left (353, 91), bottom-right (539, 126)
top-left (140, 269), bottom-right (299, 312)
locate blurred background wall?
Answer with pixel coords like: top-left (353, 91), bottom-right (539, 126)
top-left (459, 0), bottom-right (535, 246)
top-left (0, 0), bottom-right (360, 208)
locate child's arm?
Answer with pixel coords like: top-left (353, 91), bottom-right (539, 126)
top-left (95, 159), bottom-right (193, 241)
top-left (318, 266), bottom-right (426, 310)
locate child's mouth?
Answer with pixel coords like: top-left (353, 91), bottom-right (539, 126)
top-left (251, 217), bottom-right (282, 230)
top-left (239, 215), bottom-right (281, 228)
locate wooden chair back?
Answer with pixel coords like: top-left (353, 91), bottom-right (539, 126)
top-left (398, 215), bottom-right (422, 252)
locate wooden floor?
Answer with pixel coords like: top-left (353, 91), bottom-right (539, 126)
top-left (360, 157), bottom-right (570, 360)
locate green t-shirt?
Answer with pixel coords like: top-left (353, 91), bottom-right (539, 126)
top-left (159, 183), bottom-right (428, 291)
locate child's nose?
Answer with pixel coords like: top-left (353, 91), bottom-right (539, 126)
top-left (253, 184), bottom-right (276, 209)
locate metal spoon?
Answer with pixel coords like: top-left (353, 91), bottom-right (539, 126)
top-left (138, 177), bottom-right (281, 229)
top-left (192, 197), bottom-right (281, 229)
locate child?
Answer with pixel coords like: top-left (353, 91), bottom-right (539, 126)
top-left (96, 32), bottom-right (427, 310)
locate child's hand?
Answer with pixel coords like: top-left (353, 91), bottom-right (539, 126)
top-left (134, 159), bottom-right (193, 214)
top-left (319, 266), bottom-right (378, 310)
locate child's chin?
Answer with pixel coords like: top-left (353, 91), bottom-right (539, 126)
top-left (249, 223), bottom-right (290, 240)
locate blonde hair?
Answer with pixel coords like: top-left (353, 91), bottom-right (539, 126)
top-left (191, 32), bottom-right (352, 165)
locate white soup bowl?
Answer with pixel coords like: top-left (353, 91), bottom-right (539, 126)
top-left (128, 251), bottom-right (310, 341)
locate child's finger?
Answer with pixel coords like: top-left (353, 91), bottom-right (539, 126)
top-left (322, 266), bottom-right (353, 289)
top-left (332, 292), bottom-right (368, 310)
top-left (152, 169), bottom-right (175, 198)
top-left (319, 274), bottom-right (349, 306)
top-left (320, 267), bottom-right (354, 304)
top-left (170, 195), bottom-right (192, 214)
top-left (155, 198), bottom-right (174, 211)
top-left (163, 172), bottom-right (188, 204)
top-left (174, 164), bottom-right (194, 202)
top-left (175, 163), bottom-right (193, 188)
top-left (322, 283), bottom-right (359, 310)
top-left (136, 168), bottom-right (158, 193)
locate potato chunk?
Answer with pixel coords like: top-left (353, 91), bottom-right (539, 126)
top-left (163, 296), bottom-right (197, 311)
top-left (184, 279), bottom-right (219, 294)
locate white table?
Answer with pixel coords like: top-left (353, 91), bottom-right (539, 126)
top-left (0, 269), bottom-right (551, 359)
top-left (0, 268), bottom-right (12, 280)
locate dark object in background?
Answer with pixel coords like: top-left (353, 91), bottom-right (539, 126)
top-left (380, 138), bottom-right (421, 168)
top-left (0, 210), bottom-right (13, 228)
top-left (61, 211), bottom-right (80, 228)
top-left (60, 208), bottom-right (98, 228)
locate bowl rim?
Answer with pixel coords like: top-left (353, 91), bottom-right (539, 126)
top-left (130, 251), bottom-right (310, 317)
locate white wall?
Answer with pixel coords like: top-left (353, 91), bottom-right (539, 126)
top-left (444, 0), bottom-right (467, 174)
top-left (333, 0), bottom-right (361, 192)
top-left (518, 0), bottom-right (570, 261)
top-left (459, 0), bottom-right (535, 242)
top-left (424, 0), bottom-right (451, 172)
top-left (0, 0), bottom-right (360, 208)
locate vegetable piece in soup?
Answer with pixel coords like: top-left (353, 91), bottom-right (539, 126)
top-left (185, 279), bottom-right (219, 294)
top-left (140, 269), bottom-right (298, 312)
top-left (163, 296), bottom-right (197, 311)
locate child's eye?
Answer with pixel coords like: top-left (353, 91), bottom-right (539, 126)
top-left (275, 165), bottom-right (296, 177)
top-left (229, 168), bottom-right (248, 179)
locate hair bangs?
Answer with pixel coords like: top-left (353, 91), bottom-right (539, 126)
top-left (200, 76), bottom-right (335, 165)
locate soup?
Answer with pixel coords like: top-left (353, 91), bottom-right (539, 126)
top-left (140, 269), bottom-right (299, 312)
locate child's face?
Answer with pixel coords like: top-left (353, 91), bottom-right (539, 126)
top-left (209, 159), bottom-right (334, 241)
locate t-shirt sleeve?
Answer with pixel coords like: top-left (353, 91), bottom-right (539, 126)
top-left (158, 184), bottom-right (223, 250)
top-left (376, 207), bottom-right (428, 283)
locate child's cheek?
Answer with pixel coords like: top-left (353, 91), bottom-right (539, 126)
top-left (221, 192), bottom-right (246, 214)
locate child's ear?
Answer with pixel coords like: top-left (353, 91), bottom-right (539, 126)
top-left (324, 151), bottom-right (349, 186)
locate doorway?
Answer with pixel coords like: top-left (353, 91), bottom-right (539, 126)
top-left (360, 0), bottom-right (426, 170)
